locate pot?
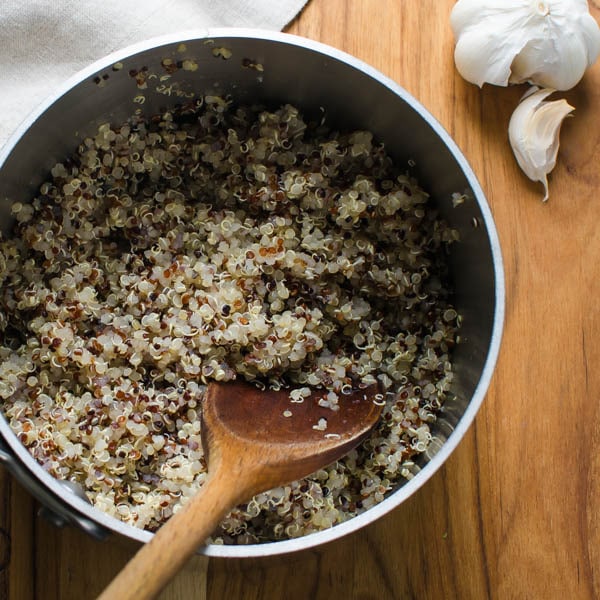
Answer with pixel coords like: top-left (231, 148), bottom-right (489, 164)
top-left (0, 29), bottom-right (504, 557)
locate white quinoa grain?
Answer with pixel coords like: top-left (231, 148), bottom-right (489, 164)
top-left (312, 418), bottom-right (328, 432)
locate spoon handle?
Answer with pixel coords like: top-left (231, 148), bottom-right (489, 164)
top-left (97, 468), bottom-right (240, 600)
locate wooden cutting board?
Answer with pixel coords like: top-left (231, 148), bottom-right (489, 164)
top-left (1, 0), bottom-right (600, 598)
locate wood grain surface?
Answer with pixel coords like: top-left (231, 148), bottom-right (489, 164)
top-left (1, 0), bottom-right (599, 598)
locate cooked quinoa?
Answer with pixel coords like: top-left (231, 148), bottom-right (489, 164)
top-left (0, 98), bottom-right (459, 543)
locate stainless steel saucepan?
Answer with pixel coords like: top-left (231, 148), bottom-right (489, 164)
top-left (0, 29), bottom-right (504, 557)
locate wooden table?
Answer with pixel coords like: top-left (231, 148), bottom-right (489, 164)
top-left (1, 0), bottom-right (599, 598)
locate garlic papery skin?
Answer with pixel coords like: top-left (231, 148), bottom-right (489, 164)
top-left (451, 0), bottom-right (600, 91)
top-left (508, 87), bottom-right (574, 201)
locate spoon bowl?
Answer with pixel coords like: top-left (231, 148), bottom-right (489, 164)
top-left (203, 381), bottom-right (384, 496)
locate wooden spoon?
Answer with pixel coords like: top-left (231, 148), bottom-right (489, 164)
top-left (98, 380), bottom-right (384, 600)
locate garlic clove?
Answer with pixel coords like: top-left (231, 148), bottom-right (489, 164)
top-left (452, 2), bottom-right (533, 87)
top-left (508, 87), bottom-right (574, 201)
top-left (451, 0), bottom-right (600, 91)
top-left (509, 11), bottom-right (596, 90)
top-left (454, 21), bottom-right (530, 87)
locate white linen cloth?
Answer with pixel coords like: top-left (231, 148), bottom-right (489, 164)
top-left (0, 0), bottom-right (308, 147)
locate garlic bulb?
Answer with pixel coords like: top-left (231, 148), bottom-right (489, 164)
top-left (508, 87), bottom-right (574, 201)
top-left (451, 0), bottom-right (600, 90)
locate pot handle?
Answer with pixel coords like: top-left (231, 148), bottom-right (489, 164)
top-left (0, 438), bottom-right (109, 541)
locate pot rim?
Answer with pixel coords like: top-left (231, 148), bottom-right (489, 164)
top-left (0, 27), bottom-right (505, 558)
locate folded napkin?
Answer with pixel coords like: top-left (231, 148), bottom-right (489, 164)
top-left (0, 0), bottom-right (308, 147)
